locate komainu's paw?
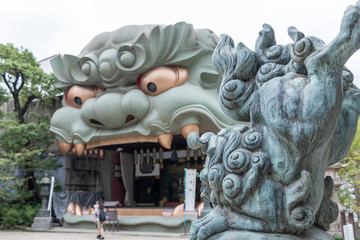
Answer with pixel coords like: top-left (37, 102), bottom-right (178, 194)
top-left (189, 206), bottom-right (229, 240)
top-left (305, 1), bottom-right (360, 70)
top-left (340, 1), bottom-right (360, 45)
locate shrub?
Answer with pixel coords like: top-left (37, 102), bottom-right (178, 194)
top-left (0, 202), bottom-right (10, 220)
top-left (1, 202), bottom-right (41, 227)
top-left (22, 204), bottom-right (40, 225)
top-left (2, 206), bottom-right (21, 227)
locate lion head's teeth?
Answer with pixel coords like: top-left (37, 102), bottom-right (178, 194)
top-left (57, 141), bottom-right (72, 155)
top-left (158, 133), bottom-right (173, 149)
top-left (99, 149), bottom-right (105, 160)
top-left (58, 134), bottom-right (176, 156)
top-left (181, 124), bottom-right (200, 139)
top-left (75, 143), bottom-right (85, 156)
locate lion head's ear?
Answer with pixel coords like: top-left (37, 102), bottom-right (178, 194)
top-left (51, 54), bottom-right (101, 90)
top-left (51, 54), bottom-right (79, 89)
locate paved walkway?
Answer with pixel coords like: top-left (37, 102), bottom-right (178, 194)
top-left (0, 227), bottom-right (189, 240)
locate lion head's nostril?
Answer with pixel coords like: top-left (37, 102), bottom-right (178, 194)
top-left (125, 115), bottom-right (135, 124)
top-left (90, 119), bottom-right (104, 126)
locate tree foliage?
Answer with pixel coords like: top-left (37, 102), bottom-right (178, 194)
top-left (0, 44), bottom-right (62, 226)
top-left (0, 114), bottom-right (61, 205)
top-left (0, 43), bottom-right (61, 123)
top-left (338, 118), bottom-right (360, 214)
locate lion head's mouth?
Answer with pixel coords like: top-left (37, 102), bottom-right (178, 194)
top-left (56, 124), bottom-right (200, 157)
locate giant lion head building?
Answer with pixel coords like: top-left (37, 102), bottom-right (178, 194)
top-left (49, 22), bottom-right (241, 208)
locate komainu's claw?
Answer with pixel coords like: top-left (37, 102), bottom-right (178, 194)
top-left (189, 206), bottom-right (229, 240)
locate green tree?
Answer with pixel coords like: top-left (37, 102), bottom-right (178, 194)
top-left (0, 43), bottom-right (61, 123)
top-left (0, 44), bottom-right (62, 226)
top-left (0, 114), bottom-right (60, 201)
top-left (0, 114), bottom-right (61, 226)
top-left (338, 118), bottom-right (360, 214)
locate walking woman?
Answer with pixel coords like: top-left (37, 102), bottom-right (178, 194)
top-left (97, 200), bottom-right (106, 239)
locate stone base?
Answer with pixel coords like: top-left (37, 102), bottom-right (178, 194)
top-left (208, 227), bottom-right (333, 240)
top-left (328, 220), bottom-right (343, 237)
top-left (31, 217), bottom-right (51, 230)
top-left (36, 209), bottom-right (50, 218)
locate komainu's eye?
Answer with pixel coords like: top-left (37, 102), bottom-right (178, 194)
top-left (137, 66), bottom-right (188, 96)
top-left (65, 85), bottom-right (104, 108)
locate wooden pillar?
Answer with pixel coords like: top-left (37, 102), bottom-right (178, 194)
top-left (341, 212), bottom-right (346, 240)
top-left (349, 212), bottom-right (357, 239)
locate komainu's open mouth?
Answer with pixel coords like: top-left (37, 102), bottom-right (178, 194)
top-left (57, 124), bottom-right (200, 157)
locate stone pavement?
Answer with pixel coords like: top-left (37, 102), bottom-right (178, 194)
top-left (0, 227), bottom-right (189, 240)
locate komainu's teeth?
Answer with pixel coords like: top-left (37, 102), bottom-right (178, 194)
top-left (158, 133), bottom-right (173, 149)
top-left (181, 124), bottom-right (200, 139)
top-left (99, 150), bottom-right (104, 160)
top-left (75, 144), bottom-right (85, 156)
top-left (57, 141), bottom-right (72, 155)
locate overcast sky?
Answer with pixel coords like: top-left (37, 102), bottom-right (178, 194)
top-left (1, 0), bottom-right (360, 86)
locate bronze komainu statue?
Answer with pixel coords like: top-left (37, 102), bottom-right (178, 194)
top-left (188, 2), bottom-right (360, 239)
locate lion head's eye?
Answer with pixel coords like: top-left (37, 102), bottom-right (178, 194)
top-left (137, 66), bottom-right (188, 96)
top-left (65, 85), bottom-right (104, 108)
top-left (147, 82), bottom-right (157, 93)
top-left (74, 97), bottom-right (83, 106)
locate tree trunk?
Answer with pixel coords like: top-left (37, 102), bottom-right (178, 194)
top-left (25, 171), bottom-right (40, 202)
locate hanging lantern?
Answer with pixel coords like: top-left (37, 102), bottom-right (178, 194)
top-left (139, 148), bottom-right (154, 174)
top-left (146, 148), bottom-right (150, 164)
top-left (159, 147), bottom-right (163, 163)
top-left (153, 148), bottom-right (157, 165)
top-left (140, 149), bottom-right (144, 165)
top-left (159, 147), bottom-right (163, 169)
top-left (194, 149), bottom-right (198, 161)
top-left (134, 150), bottom-right (138, 165)
top-left (186, 146), bottom-right (190, 162)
